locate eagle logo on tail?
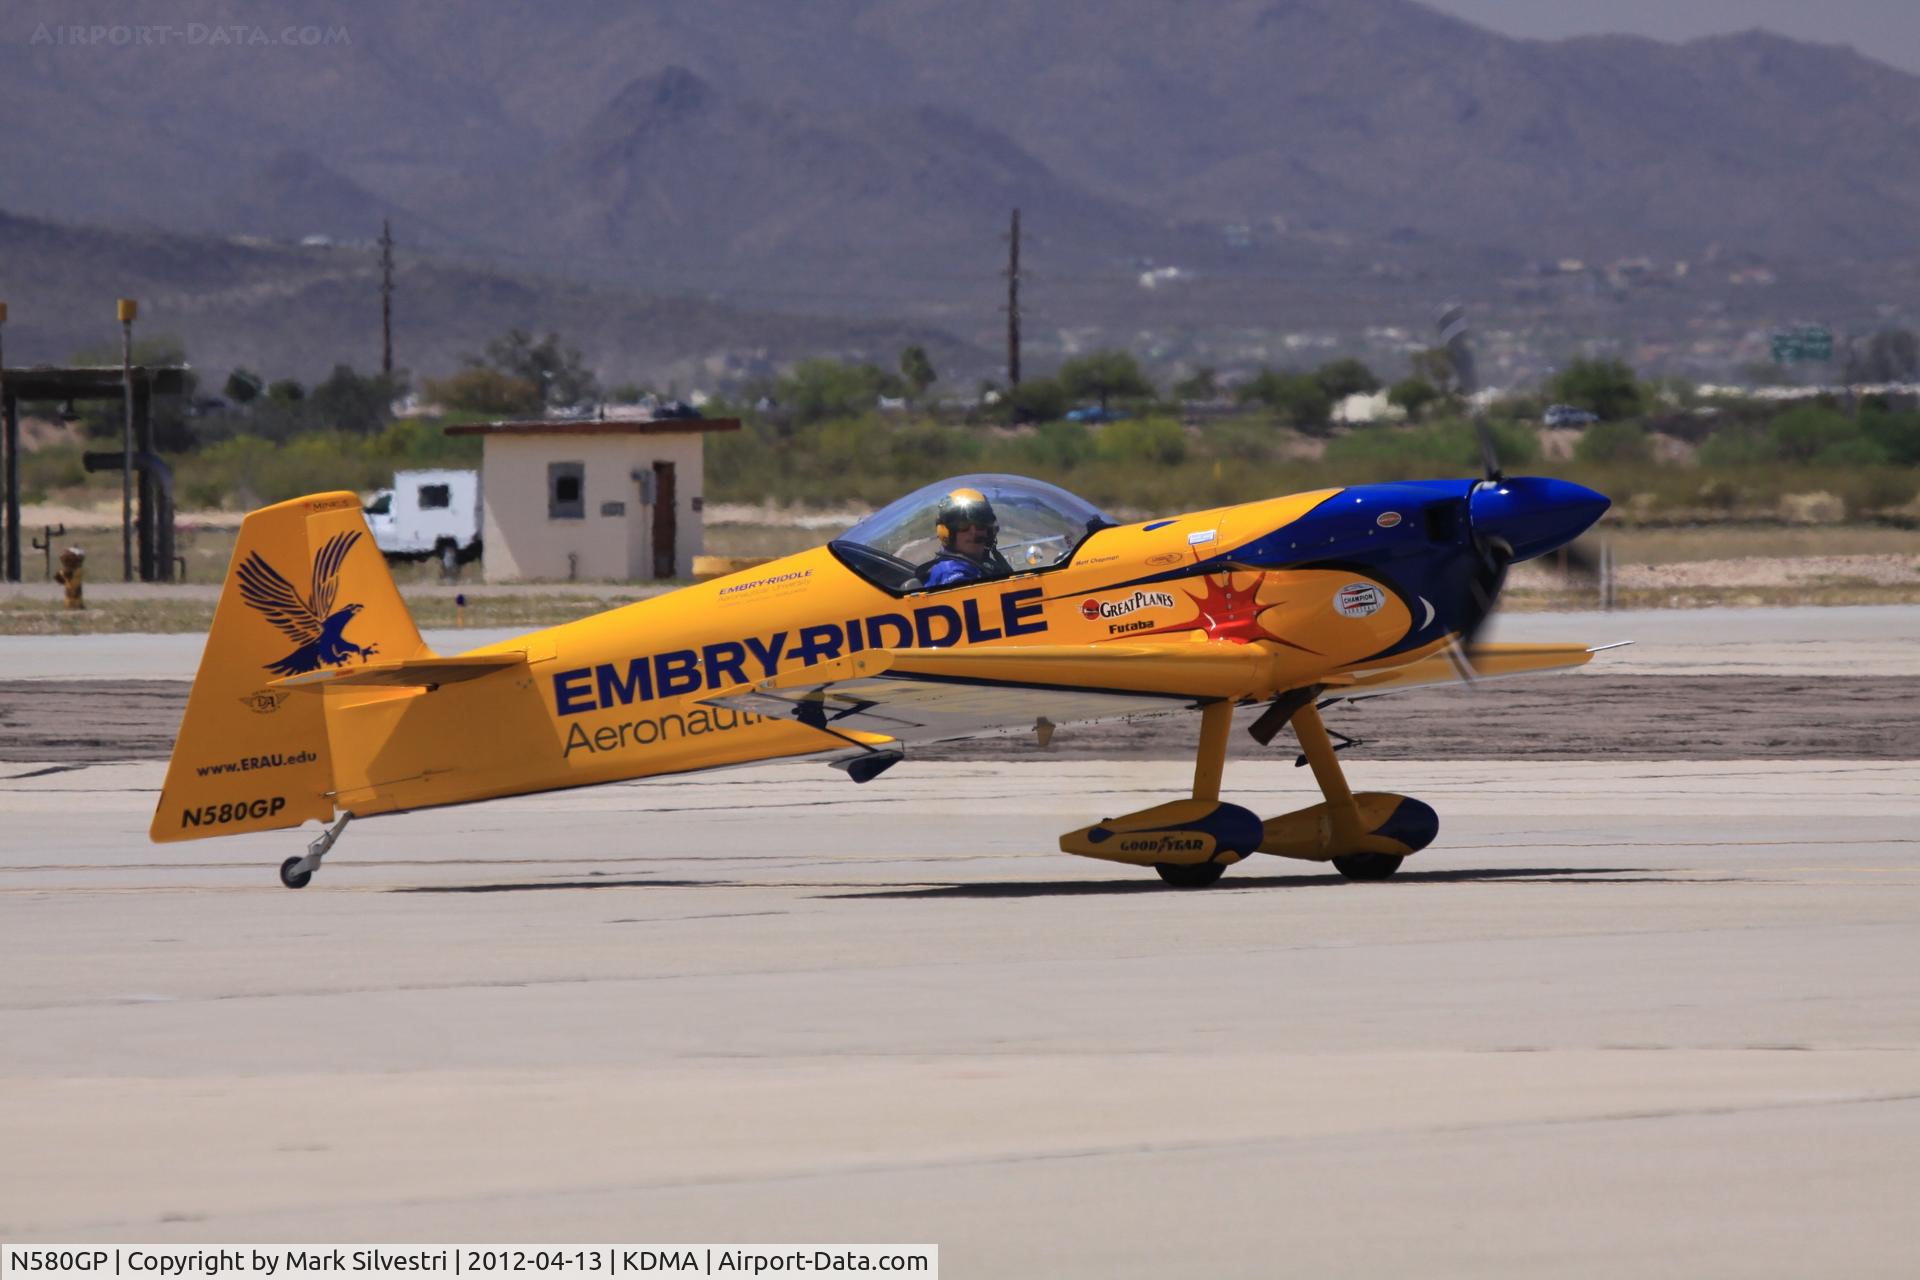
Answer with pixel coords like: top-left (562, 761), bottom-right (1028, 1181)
top-left (238, 531), bottom-right (380, 676)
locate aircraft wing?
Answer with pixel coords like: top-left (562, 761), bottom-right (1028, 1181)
top-left (1327, 642), bottom-right (1624, 698)
top-left (699, 644), bottom-right (1265, 746)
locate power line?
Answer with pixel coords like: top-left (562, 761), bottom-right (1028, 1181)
top-left (379, 219), bottom-right (395, 376)
top-left (1006, 208), bottom-right (1021, 386)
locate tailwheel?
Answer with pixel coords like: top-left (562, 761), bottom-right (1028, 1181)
top-left (1155, 862), bottom-right (1226, 888)
top-left (1332, 853), bottom-right (1403, 882)
top-left (279, 856), bottom-right (314, 889)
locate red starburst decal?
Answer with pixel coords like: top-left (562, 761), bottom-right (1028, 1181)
top-left (1136, 572), bottom-right (1316, 652)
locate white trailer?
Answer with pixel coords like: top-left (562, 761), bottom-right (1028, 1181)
top-left (363, 468), bottom-right (483, 570)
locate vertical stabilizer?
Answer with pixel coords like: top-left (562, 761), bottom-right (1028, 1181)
top-left (151, 492), bottom-right (429, 842)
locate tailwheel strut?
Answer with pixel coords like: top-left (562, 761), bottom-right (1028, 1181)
top-left (280, 812), bottom-right (352, 889)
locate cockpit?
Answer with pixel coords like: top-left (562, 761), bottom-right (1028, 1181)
top-left (829, 473), bottom-right (1114, 593)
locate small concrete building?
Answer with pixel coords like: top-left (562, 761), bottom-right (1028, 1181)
top-left (446, 418), bottom-right (739, 582)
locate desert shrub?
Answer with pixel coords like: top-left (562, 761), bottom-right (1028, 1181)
top-left (19, 443), bottom-right (89, 502)
top-left (884, 421), bottom-right (983, 475)
top-left (370, 418), bottom-right (482, 467)
top-left (1095, 417), bottom-right (1187, 467)
top-left (1766, 404), bottom-right (1860, 463)
top-left (173, 428), bottom-right (465, 510)
top-left (1323, 418), bottom-right (1536, 478)
top-left (308, 365), bottom-right (404, 435)
top-left (1199, 417), bottom-right (1284, 463)
top-left (1861, 407), bottom-right (1920, 466)
top-left (423, 368), bottom-right (541, 416)
top-left (1811, 436), bottom-right (1888, 467)
top-left (1387, 377), bottom-right (1440, 420)
top-left (1014, 421), bottom-right (1095, 471)
top-left (1003, 377), bottom-right (1070, 425)
top-left (1058, 351), bottom-right (1155, 408)
top-left (1574, 420), bottom-right (1654, 466)
top-left (1313, 357), bottom-right (1379, 400)
top-left (1696, 425), bottom-right (1775, 467)
top-left (1549, 358), bottom-right (1644, 421)
top-left (1237, 369), bottom-right (1332, 432)
top-left (777, 359), bottom-right (899, 425)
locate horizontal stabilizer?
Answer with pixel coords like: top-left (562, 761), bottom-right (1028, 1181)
top-left (271, 653), bottom-right (526, 691)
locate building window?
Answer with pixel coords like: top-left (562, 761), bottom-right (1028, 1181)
top-left (417, 483), bottom-right (451, 510)
top-left (548, 461), bottom-right (585, 520)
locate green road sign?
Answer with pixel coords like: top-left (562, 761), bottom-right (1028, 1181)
top-left (1771, 324), bottom-right (1833, 364)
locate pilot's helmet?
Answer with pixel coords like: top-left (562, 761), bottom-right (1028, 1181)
top-left (936, 488), bottom-right (998, 550)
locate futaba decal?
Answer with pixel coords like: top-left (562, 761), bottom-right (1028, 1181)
top-left (1335, 583), bottom-right (1385, 617)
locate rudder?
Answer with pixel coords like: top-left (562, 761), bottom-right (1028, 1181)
top-left (151, 492), bottom-right (430, 843)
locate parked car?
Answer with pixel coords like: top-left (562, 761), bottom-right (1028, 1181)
top-left (364, 468), bottom-right (483, 571)
top-left (1543, 403), bottom-right (1599, 427)
top-left (1065, 405), bottom-right (1129, 423)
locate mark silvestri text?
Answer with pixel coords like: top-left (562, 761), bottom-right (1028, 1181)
top-left (1, 1247), bottom-right (937, 1278)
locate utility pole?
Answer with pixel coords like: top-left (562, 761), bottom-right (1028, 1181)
top-left (1005, 208), bottom-right (1022, 388)
top-left (379, 219), bottom-right (395, 377)
top-left (0, 300), bottom-right (14, 583)
top-left (118, 298), bottom-right (137, 582)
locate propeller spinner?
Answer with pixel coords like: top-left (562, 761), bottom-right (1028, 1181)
top-left (1435, 305), bottom-right (1608, 654)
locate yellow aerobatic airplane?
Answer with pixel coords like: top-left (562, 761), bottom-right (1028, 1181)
top-left (153, 456), bottom-right (1610, 889)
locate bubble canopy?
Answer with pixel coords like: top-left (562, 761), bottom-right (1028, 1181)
top-left (830, 473), bottom-right (1114, 592)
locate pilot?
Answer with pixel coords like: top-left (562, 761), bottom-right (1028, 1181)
top-left (925, 488), bottom-right (1010, 588)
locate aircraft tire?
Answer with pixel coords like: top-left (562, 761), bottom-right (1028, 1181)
top-left (279, 857), bottom-right (313, 889)
top-left (1155, 862), bottom-right (1226, 888)
top-left (1332, 854), bottom-right (1403, 881)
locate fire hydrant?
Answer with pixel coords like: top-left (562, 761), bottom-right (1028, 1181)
top-left (53, 546), bottom-right (86, 610)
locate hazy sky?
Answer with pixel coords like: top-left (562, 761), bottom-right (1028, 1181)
top-left (1423, 0), bottom-right (1920, 76)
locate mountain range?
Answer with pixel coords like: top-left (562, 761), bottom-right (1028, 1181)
top-left (5, 0), bottom-right (1920, 380)
top-left (0, 207), bottom-right (987, 387)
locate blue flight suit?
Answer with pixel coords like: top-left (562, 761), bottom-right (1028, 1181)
top-left (924, 552), bottom-right (986, 588)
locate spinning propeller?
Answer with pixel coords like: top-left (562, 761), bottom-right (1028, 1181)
top-left (1437, 306), bottom-right (1603, 666)
top-left (1244, 313), bottom-right (1613, 739)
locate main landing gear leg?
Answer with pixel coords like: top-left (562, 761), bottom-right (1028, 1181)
top-left (280, 812), bottom-right (352, 889)
top-left (1289, 703), bottom-right (1403, 881)
top-left (1153, 701), bottom-right (1236, 888)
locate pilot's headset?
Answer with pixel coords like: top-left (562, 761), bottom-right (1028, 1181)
top-left (936, 488), bottom-right (999, 552)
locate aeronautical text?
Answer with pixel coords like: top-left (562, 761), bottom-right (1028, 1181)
top-left (563, 707), bottom-right (765, 758)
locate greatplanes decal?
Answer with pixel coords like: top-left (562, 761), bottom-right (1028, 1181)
top-left (237, 531), bottom-right (379, 676)
top-left (551, 586), bottom-right (1049, 717)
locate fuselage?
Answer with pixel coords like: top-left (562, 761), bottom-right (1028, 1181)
top-left (316, 475), bottom-right (1602, 820)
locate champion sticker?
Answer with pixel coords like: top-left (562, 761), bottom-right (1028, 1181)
top-left (1335, 583), bottom-right (1385, 618)
top-left (1187, 529), bottom-right (1218, 546)
top-left (1376, 511), bottom-right (1402, 528)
